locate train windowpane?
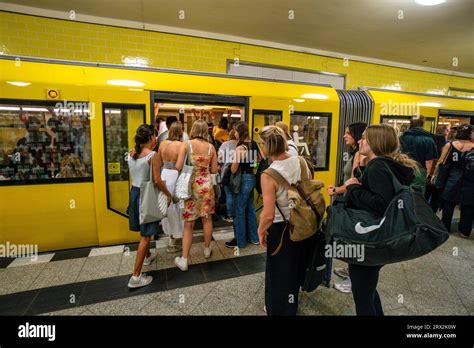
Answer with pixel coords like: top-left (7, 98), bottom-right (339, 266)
top-left (381, 116), bottom-right (436, 134)
top-left (252, 110), bottom-right (282, 141)
top-left (104, 106), bottom-right (145, 216)
top-left (290, 113), bottom-right (331, 170)
top-left (0, 102), bottom-right (92, 183)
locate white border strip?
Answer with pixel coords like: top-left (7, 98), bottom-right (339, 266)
top-left (1, 3), bottom-right (473, 79)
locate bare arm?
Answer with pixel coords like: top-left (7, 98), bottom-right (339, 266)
top-left (434, 143), bottom-right (451, 171)
top-left (257, 173), bottom-right (277, 247)
top-left (431, 143), bottom-right (451, 183)
top-left (210, 147), bottom-right (218, 174)
top-left (425, 160), bottom-right (433, 177)
top-left (175, 142), bottom-right (187, 171)
top-left (352, 151), bottom-right (360, 178)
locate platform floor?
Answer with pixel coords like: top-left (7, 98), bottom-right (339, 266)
top-left (0, 220), bottom-right (472, 316)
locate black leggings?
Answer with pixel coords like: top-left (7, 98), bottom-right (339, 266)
top-left (349, 264), bottom-right (384, 316)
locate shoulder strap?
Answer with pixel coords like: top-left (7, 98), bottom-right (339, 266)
top-left (148, 152), bottom-right (155, 183)
top-left (263, 168), bottom-right (290, 189)
top-left (440, 142), bottom-right (453, 165)
top-left (297, 156), bottom-right (309, 180)
top-left (288, 143), bottom-right (298, 151)
top-left (185, 141), bottom-right (193, 166)
top-left (208, 143), bottom-right (212, 155)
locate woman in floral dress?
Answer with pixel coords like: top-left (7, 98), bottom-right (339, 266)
top-left (174, 119), bottom-right (218, 271)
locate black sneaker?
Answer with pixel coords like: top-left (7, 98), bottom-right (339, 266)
top-left (225, 238), bottom-right (238, 248)
top-left (247, 240), bottom-right (259, 245)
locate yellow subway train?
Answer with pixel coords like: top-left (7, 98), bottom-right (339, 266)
top-left (0, 57), bottom-right (473, 252)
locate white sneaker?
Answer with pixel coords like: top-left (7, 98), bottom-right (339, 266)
top-left (334, 267), bottom-right (350, 278)
top-left (204, 245), bottom-right (212, 259)
top-left (174, 256), bottom-right (188, 271)
top-left (334, 277), bottom-right (352, 294)
top-left (143, 252), bottom-right (158, 266)
top-left (128, 273), bottom-right (153, 288)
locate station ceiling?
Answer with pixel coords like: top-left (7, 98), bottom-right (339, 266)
top-left (2, 0), bottom-right (473, 74)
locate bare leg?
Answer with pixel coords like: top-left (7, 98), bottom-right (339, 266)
top-left (182, 220), bottom-right (195, 259)
top-left (133, 236), bottom-right (150, 277)
top-left (202, 216), bottom-right (213, 248)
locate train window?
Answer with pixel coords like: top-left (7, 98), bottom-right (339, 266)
top-left (103, 104), bottom-right (146, 217)
top-left (252, 110), bottom-right (283, 141)
top-left (0, 101), bottom-right (93, 184)
top-left (290, 112), bottom-right (331, 171)
top-left (381, 116), bottom-right (436, 134)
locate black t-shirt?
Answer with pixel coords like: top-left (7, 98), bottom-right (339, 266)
top-left (239, 140), bottom-right (258, 174)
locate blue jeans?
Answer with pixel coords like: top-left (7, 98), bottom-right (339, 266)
top-left (224, 185), bottom-right (235, 218)
top-left (233, 173), bottom-right (259, 247)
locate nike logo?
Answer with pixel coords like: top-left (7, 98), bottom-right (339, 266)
top-left (355, 217), bottom-right (386, 234)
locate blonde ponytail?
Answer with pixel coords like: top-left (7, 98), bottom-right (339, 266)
top-left (389, 152), bottom-right (420, 174)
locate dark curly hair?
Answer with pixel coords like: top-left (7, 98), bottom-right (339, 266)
top-left (455, 124), bottom-right (473, 141)
top-left (133, 124), bottom-right (155, 160)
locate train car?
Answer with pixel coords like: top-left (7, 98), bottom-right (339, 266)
top-left (367, 88), bottom-right (474, 132)
top-left (0, 57), bottom-right (340, 252)
top-left (1, 58), bottom-right (473, 253)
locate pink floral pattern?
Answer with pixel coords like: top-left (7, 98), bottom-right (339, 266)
top-left (183, 151), bottom-right (215, 221)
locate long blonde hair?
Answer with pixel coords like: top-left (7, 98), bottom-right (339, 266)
top-left (365, 124), bottom-right (419, 172)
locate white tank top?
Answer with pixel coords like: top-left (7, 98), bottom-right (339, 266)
top-left (270, 156), bottom-right (302, 223)
top-left (127, 151), bottom-right (155, 187)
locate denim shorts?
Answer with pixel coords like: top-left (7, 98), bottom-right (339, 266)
top-left (128, 186), bottom-right (160, 237)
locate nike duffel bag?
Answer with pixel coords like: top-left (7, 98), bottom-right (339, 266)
top-left (326, 173), bottom-right (449, 266)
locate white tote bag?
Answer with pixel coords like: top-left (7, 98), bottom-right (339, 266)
top-left (139, 156), bottom-right (168, 224)
top-left (174, 141), bottom-right (194, 201)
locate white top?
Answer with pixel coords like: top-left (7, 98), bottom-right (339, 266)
top-left (287, 139), bottom-right (299, 157)
top-left (127, 151), bottom-right (155, 187)
top-left (270, 156), bottom-right (302, 223)
top-left (218, 139), bottom-right (237, 163)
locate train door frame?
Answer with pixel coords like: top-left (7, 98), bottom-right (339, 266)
top-left (251, 109), bottom-right (283, 140)
top-left (102, 103), bottom-right (147, 218)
